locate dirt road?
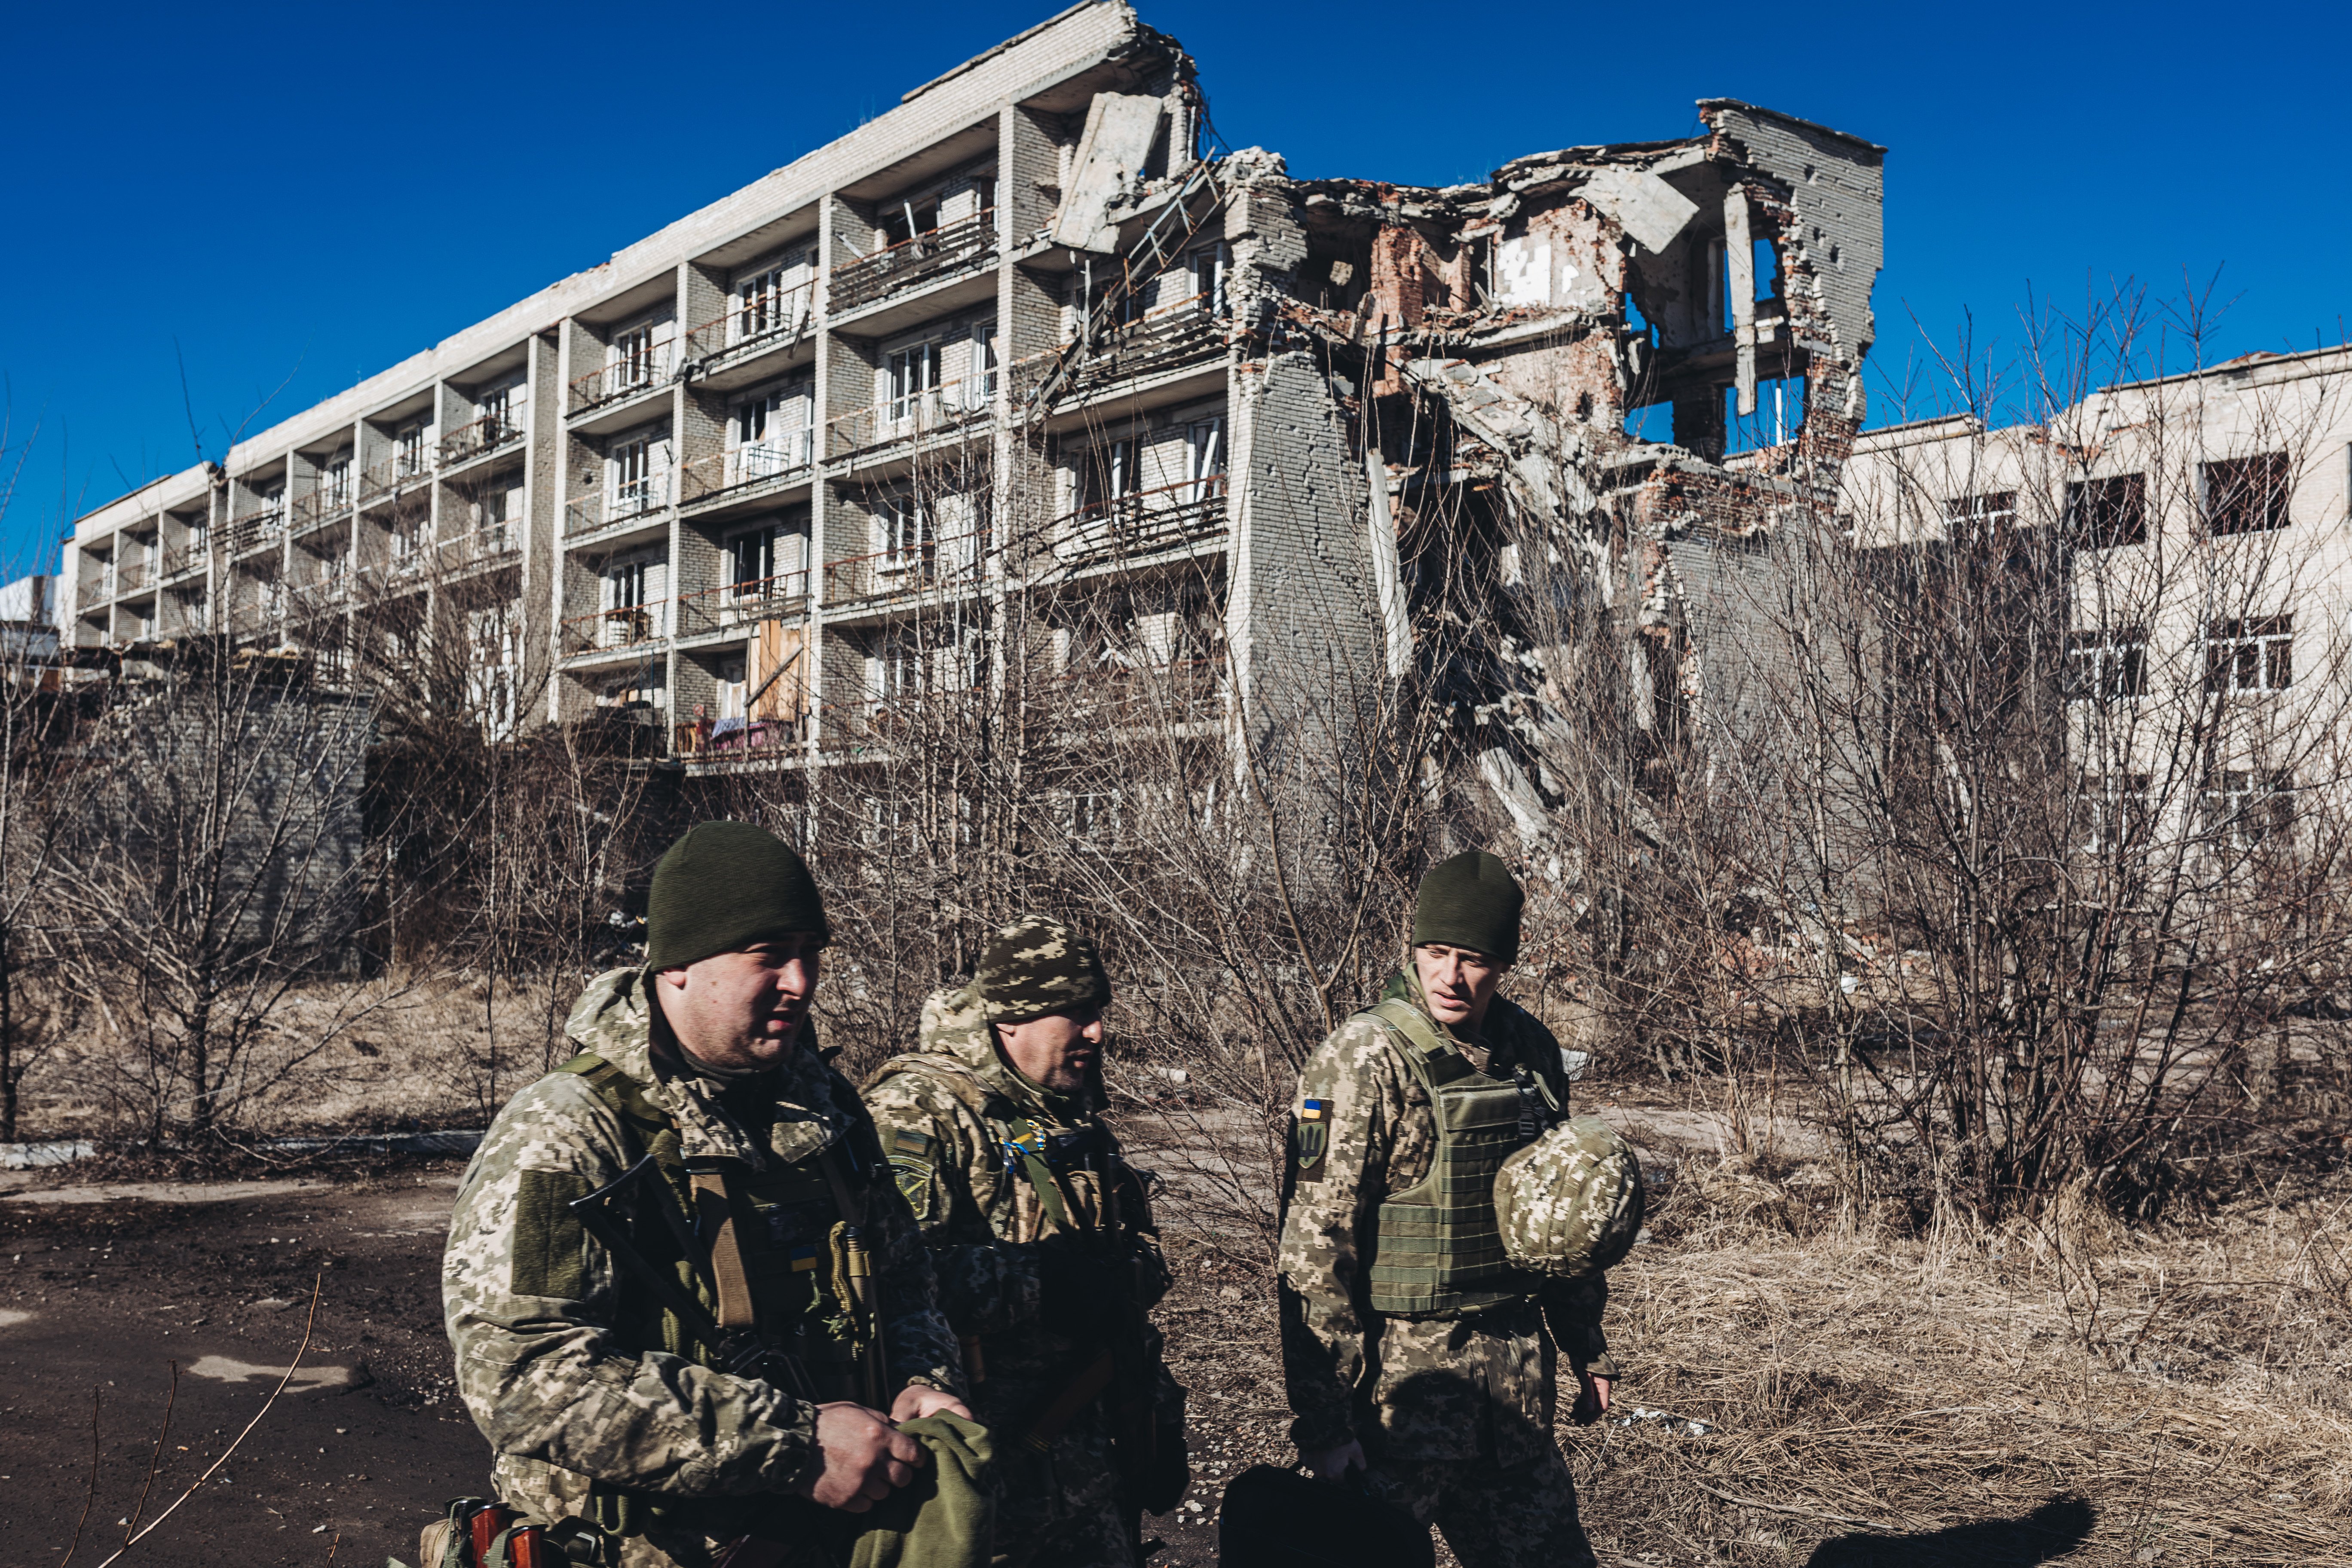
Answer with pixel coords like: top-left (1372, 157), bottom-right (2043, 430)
top-left (0, 1167), bottom-right (1288, 1568)
top-left (2, 1169), bottom-right (483, 1567)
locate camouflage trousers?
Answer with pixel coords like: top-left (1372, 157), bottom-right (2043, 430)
top-left (1380, 1447), bottom-right (1595, 1568)
top-left (990, 1423), bottom-right (1136, 1568)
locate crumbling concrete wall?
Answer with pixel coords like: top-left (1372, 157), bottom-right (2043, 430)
top-left (1199, 99), bottom-right (1883, 854)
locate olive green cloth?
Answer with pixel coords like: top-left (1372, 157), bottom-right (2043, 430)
top-left (643, 821), bottom-right (830, 971)
top-left (1412, 850), bottom-right (1524, 964)
top-left (834, 1414), bottom-right (997, 1568)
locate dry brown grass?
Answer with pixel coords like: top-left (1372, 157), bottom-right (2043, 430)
top-left (14, 971), bottom-right (577, 1141)
top-left (1144, 1128), bottom-right (2352, 1567)
top-left (1557, 1155), bottom-right (2352, 1565)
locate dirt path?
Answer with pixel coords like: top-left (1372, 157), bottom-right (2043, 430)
top-left (2, 1170), bottom-right (482, 1566)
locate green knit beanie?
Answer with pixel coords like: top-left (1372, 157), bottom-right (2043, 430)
top-left (643, 821), bottom-right (830, 971)
top-left (1412, 850), bottom-right (1523, 964)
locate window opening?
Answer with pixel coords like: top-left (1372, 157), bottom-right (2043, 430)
top-left (2202, 453), bottom-right (2291, 535)
top-left (2066, 475), bottom-right (2148, 548)
top-left (2065, 627), bottom-right (2147, 701)
top-left (2204, 615), bottom-right (2292, 693)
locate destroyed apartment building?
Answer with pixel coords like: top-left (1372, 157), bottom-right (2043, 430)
top-left (61, 0), bottom-right (1884, 842)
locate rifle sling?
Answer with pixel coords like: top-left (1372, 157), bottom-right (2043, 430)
top-left (689, 1170), bottom-right (758, 1334)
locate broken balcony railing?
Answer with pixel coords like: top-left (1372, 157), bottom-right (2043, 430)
top-left (563, 601), bottom-right (667, 655)
top-left (565, 473), bottom-right (672, 536)
top-left (570, 339), bottom-right (677, 413)
top-left (829, 208), bottom-right (996, 313)
top-left (676, 570), bottom-right (811, 634)
top-left (822, 531), bottom-right (983, 606)
top-left (1056, 294), bottom-right (1227, 399)
top-left (1051, 479), bottom-right (1227, 566)
top-left (826, 378), bottom-right (994, 459)
top-left (681, 432), bottom-right (814, 503)
top-left (685, 283), bottom-right (817, 367)
top-left (439, 412), bottom-right (526, 466)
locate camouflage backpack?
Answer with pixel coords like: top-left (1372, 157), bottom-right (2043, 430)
top-left (1491, 1116), bottom-right (1645, 1280)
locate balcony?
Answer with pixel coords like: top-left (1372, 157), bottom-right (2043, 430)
top-left (439, 525), bottom-right (522, 575)
top-left (1057, 656), bottom-right (1227, 726)
top-left (681, 434), bottom-right (814, 506)
top-left (571, 341), bottom-right (676, 414)
top-left (292, 485), bottom-right (355, 535)
top-left (677, 716), bottom-right (803, 763)
top-left (827, 380), bottom-right (994, 461)
top-left (440, 413), bottom-right (526, 466)
top-left (224, 507), bottom-right (285, 555)
top-left (677, 570), bottom-right (810, 636)
top-left (159, 541), bottom-right (207, 581)
top-left (565, 474), bottom-right (672, 537)
top-left (115, 556), bottom-right (154, 595)
top-left (685, 285), bottom-right (816, 373)
top-left (361, 452), bottom-right (434, 506)
top-left (1041, 296), bottom-right (1228, 408)
top-left (822, 533), bottom-right (984, 608)
top-left (830, 209), bottom-right (995, 315)
top-left (563, 601), bottom-right (668, 656)
top-left (76, 576), bottom-right (108, 609)
top-left (1051, 480), bottom-right (1228, 567)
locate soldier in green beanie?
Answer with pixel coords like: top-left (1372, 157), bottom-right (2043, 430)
top-left (1274, 851), bottom-right (1617, 1568)
top-left (444, 821), bottom-right (977, 1568)
top-left (864, 916), bottom-right (1191, 1568)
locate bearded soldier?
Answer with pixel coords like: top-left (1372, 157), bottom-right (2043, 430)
top-left (1277, 851), bottom-right (1615, 1568)
top-left (863, 916), bottom-right (1188, 1568)
top-left (443, 821), bottom-right (973, 1568)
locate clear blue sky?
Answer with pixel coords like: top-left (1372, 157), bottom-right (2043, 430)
top-left (3, 0), bottom-right (2344, 572)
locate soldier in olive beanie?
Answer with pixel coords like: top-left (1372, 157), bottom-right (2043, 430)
top-left (1412, 848), bottom-right (1524, 964)
top-left (973, 915), bottom-right (1111, 1023)
top-left (643, 820), bottom-right (830, 970)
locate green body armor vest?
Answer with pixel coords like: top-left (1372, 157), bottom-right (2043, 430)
top-left (1360, 1001), bottom-right (1551, 1319)
top-left (556, 1052), bottom-right (870, 1396)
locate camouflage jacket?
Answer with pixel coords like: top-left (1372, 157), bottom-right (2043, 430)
top-left (1276, 967), bottom-right (1616, 1462)
top-left (862, 984), bottom-right (1183, 1435)
top-left (443, 968), bottom-right (962, 1529)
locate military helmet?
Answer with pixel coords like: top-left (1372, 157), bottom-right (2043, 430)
top-left (1493, 1116), bottom-right (1645, 1279)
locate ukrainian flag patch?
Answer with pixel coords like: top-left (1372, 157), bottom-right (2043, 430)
top-left (1298, 1099), bottom-right (1325, 1121)
top-left (789, 1242), bottom-right (821, 1273)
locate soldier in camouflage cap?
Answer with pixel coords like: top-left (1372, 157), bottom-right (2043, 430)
top-left (442, 821), bottom-right (971, 1568)
top-left (864, 916), bottom-right (1188, 1568)
top-left (1494, 1118), bottom-right (1646, 1281)
top-left (1276, 851), bottom-right (1619, 1568)
top-left (971, 916), bottom-right (1114, 1024)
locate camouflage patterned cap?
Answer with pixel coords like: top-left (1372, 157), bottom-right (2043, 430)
top-left (974, 915), bottom-right (1111, 1024)
top-left (1494, 1116), bottom-right (1645, 1280)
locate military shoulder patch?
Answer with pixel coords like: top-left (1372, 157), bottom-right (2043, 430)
top-left (1292, 1101), bottom-right (1329, 1182)
top-left (889, 1127), bottom-right (937, 1158)
top-left (888, 1154), bottom-right (937, 1219)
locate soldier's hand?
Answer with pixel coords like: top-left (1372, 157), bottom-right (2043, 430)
top-left (796, 1402), bottom-right (926, 1512)
top-left (1299, 1439), bottom-right (1365, 1483)
top-left (889, 1384), bottom-right (974, 1424)
top-left (1571, 1371), bottom-right (1614, 1426)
